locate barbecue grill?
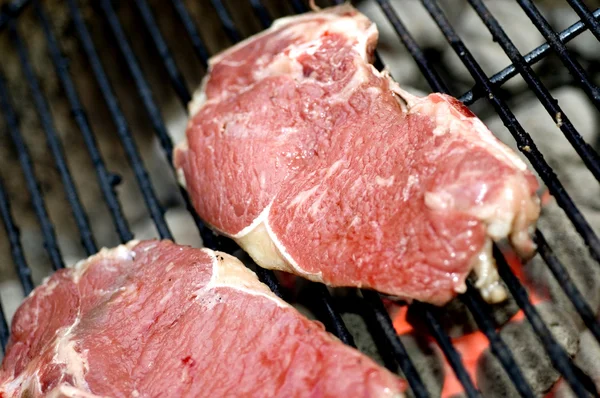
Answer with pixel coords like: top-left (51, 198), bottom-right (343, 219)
top-left (0, 0), bottom-right (599, 397)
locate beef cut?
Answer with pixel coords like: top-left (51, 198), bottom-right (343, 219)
top-left (174, 5), bottom-right (540, 305)
top-left (0, 240), bottom-right (405, 398)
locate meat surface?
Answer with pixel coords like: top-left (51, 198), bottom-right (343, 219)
top-left (0, 240), bottom-right (405, 398)
top-left (174, 5), bottom-right (540, 305)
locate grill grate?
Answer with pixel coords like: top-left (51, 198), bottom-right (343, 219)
top-left (0, 0), bottom-right (599, 397)
top-left (8, 18), bottom-right (97, 256)
top-left (517, 0), bottom-right (600, 112)
top-left (0, 70), bottom-right (65, 271)
top-left (460, 7), bottom-right (600, 105)
top-left (0, 177), bottom-right (32, 295)
top-left (472, 0), bottom-right (600, 183)
top-left (34, 0), bottom-right (134, 244)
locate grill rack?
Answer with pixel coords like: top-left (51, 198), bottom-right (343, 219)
top-left (0, 0), bottom-right (598, 397)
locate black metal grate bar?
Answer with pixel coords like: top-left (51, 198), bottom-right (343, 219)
top-left (375, 0), bottom-right (450, 94)
top-left (495, 246), bottom-right (598, 398)
top-left (419, 307), bottom-right (480, 396)
top-left (0, 176), bottom-right (33, 295)
top-left (97, 0), bottom-right (219, 250)
top-left (362, 290), bottom-right (429, 398)
top-left (170, 0), bottom-right (209, 68)
top-left (133, 0), bottom-right (191, 108)
top-left (290, 0), bottom-right (307, 15)
top-left (535, 230), bottom-right (600, 347)
top-left (8, 22), bottom-right (97, 256)
top-left (0, 298), bottom-right (8, 353)
top-left (566, 0), bottom-right (600, 42)
top-left (313, 285), bottom-right (356, 347)
top-left (127, 0), bottom-right (191, 150)
top-left (210, 0), bottom-right (242, 44)
top-left (418, 303), bottom-right (482, 398)
top-left (33, 0), bottom-right (133, 244)
top-left (461, 286), bottom-right (536, 398)
top-left (0, 0), bottom-right (29, 31)
top-left (460, 8), bottom-right (600, 105)
top-left (516, 0), bottom-right (600, 110)
top-left (467, 0), bottom-right (600, 183)
top-left (0, 71), bottom-right (65, 271)
top-left (249, 0), bottom-right (273, 29)
top-left (66, 0), bottom-right (172, 240)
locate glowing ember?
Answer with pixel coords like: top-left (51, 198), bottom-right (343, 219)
top-left (391, 305), bottom-right (413, 335)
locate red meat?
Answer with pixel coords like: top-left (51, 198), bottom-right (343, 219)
top-left (0, 240), bottom-right (405, 397)
top-left (174, 5), bottom-right (540, 305)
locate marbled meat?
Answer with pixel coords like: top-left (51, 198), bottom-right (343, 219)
top-left (0, 240), bottom-right (405, 398)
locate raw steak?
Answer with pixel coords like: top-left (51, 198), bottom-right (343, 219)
top-left (174, 5), bottom-right (540, 305)
top-left (0, 240), bottom-right (405, 398)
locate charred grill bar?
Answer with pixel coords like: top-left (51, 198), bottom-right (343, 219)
top-left (459, 284), bottom-right (536, 398)
top-left (0, 177), bottom-right (33, 295)
top-left (34, 0), bottom-right (134, 244)
top-left (516, 0), bottom-right (600, 112)
top-left (459, 7), bottom-right (600, 106)
top-left (8, 18), bottom-right (98, 256)
top-left (0, 69), bottom-right (65, 272)
top-left (66, 0), bottom-right (175, 241)
top-left (0, 0), bottom-right (599, 397)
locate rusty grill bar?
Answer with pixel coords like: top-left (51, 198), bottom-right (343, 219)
top-left (0, 0), bottom-right (600, 397)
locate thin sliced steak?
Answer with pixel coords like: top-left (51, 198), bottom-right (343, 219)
top-left (0, 240), bottom-right (405, 397)
top-left (174, 5), bottom-right (540, 305)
